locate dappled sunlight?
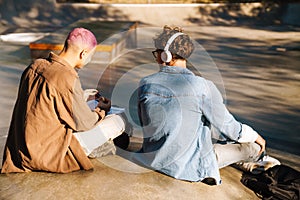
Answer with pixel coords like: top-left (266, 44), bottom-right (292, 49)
top-left (188, 26), bottom-right (300, 155)
top-left (187, 2), bottom-right (282, 26)
top-left (80, 25), bottom-right (300, 156)
top-left (90, 28), bottom-right (300, 155)
top-left (1, 1), bottom-right (129, 29)
top-left (226, 69), bottom-right (300, 145)
top-left (1, 21), bottom-right (299, 157)
top-left (0, 2), bottom-right (299, 199)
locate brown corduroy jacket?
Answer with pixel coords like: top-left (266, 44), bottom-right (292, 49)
top-left (1, 52), bottom-right (105, 173)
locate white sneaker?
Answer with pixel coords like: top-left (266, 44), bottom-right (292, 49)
top-left (88, 140), bottom-right (116, 159)
top-left (234, 155), bottom-right (281, 174)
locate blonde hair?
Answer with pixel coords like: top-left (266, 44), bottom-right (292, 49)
top-left (154, 25), bottom-right (194, 59)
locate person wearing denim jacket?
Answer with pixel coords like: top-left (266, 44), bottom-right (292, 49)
top-left (136, 26), bottom-right (266, 185)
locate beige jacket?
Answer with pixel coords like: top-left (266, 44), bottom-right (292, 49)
top-left (1, 53), bottom-right (105, 173)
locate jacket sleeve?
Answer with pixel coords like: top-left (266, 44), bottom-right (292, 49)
top-left (202, 80), bottom-right (242, 141)
top-left (238, 124), bottom-right (259, 143)
top-left (70, 78), bottom-right (105, 132)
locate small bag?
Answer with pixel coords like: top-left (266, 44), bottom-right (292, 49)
top-left (241, 165), bottom-right (300, 200)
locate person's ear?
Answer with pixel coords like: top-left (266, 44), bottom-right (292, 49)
top-left (79, 50), bottom-right (87, 60)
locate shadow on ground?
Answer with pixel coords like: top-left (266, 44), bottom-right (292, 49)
top-left (187, 2), bottom-right (285, 27)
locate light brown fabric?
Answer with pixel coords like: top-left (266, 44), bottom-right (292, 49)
top-left (1, 52), bottom-right (105, 173)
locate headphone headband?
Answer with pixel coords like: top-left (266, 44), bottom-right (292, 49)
top-left (164, 32), bottom-right (184, 51)
top-left (161, 32), bottom-right (184, 63)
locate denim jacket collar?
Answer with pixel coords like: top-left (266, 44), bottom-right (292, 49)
top-left (160, 66), bottom-right (195, 76)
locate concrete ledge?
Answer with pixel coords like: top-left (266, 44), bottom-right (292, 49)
top-left (29, 20), bottom-right (138, 62)
top-left (0, 156), bottom-right (257, 199)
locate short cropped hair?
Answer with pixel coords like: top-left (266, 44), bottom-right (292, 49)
top-left (65, 28), bottom-right (97, 51)
top-left (154, 25), bottom-right (194, 59)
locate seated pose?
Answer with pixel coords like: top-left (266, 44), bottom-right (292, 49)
top-left (1, 28), bottom-right (127, 173)
top-left (136, 26), bottom-right (277, 185)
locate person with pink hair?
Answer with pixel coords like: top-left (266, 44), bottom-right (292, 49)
top-left (60, 27), bottom-right (97, 69)
top-left (1, 28), bottom-right (127, 173)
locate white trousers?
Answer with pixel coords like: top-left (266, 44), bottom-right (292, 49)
top-left (74, 114), bottom-right (125, 156)
top-left (214, 142), bottom-right (261, 169)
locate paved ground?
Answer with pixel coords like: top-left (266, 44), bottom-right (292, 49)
top-left (0, 156), bottom-right (258, 200)
top-left (0, 23), bottom-right (300, 199)
top-left (1, 1), bottom-right (300, 197)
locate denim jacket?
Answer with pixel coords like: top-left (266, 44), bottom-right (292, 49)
top-left (137, 66), bottom-right (242, 185)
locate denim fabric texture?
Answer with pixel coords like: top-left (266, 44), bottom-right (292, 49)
top-left (137, 66), bottom-right (242, 185)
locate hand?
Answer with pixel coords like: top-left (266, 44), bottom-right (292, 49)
top-left (87, 92), bottom-right (102, 102)
top-left (255, 134), bottom-right (266, 155)
top-left (87, 95), bottom-right (96, 102)
top-left (95, 92), bottom-right (102, 101)
top-left (84, 89), bottom-right (99, 101)
top-left (97, 97), bottom-right (111, 113)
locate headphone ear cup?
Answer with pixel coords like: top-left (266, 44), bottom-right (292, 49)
top-left (161, 50), bottom-right (172, 63)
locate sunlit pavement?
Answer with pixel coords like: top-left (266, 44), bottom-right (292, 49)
top-left (0, 24), bottom-right (300, 199)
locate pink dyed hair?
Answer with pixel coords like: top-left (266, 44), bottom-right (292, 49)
top-left (65, 27), bottom-right (97, 51)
